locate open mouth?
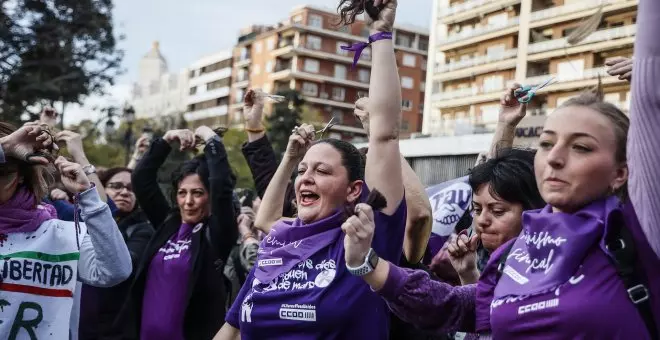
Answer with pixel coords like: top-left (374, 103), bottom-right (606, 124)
top-left (300, 190), bottom-right (320, 207)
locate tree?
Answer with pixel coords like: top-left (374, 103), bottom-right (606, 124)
top-left (221, 128), bottom-right (254, 190)
top-left (266, 89), bottom-right (304, 157)
top-left (61, 119), bottom-right (126, 168)
top-left (0, 0), bottom-right (123, 126)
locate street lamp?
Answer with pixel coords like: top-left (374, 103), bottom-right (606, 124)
top-left (123, 105), bottom-right (136, 165)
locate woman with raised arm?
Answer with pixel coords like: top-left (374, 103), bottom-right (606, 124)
top-left (343, 1), bottom-right (660, 338)
top-left (0, 123), bottom-right (131, 339)
top-left (120, 126), bottom-right (237, 340)
top-left (215, 1), bottom-right (405, 339)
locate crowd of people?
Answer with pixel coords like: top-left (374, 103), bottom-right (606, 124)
top-left (0, 0), bottom-right (658, 339)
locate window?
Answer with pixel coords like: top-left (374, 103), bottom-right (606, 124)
top-left (267, 38), bottom-right (276, 51)
top-left (402, 54), bottom-right (416, 67)
top-left (357, 90), bottom-right (368, 99)
top-left (293, 15), bottom-right (303, 24)
top-left (304, 59), bottom-right (320, 73)
top-left (395, 34), bottom-right (412, 48)
top-left (334, 65), bottom-right (347, 79)
top-left (252, 64), bottom-right (261, 75)
top-left (207, 78), bottom-right (230, 90)
top-left (401, 76), bottom-right (414, 89)
top-left (236, 89), bottom-right (245, 103)
top-left (401, 99), bottom-right (413, 111)
top-left (483, 75), bottom-right (504, 92)
top-left (358, 69), bottom-right (370, 83)
top-left (190, 86), bottom-right (197, 95)
top-left (332, 87), bottom-right (346, 101)
top-left (306, 35), bottom-right (322, 50)
top-left (302, 82), bottom-right (318, 96)
top-left (418, 37), bottom-right (429, 51)
top-left (487, 44), bottom-right (506, 57)
top-left (401, 119), bottom-right (409, 131)
top-left (337, 42), bottom-right (349, 56)
top-left (481, 105), bottom-right (500, 123)
top-left (309, 14), bottom-right (323, 28)
top-left (332, 109), bottom-right (344, 124)
top-left (557, 59), bottom-right (584, 79)
top-left (254, 42), bottom-right (262, 53)
top-left (266, 61), bottom-right (273, 73)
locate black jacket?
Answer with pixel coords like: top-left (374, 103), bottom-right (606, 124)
top-left (79, 209), bottom-right (154, 340)
top-left (118, 137), bottom-right (237, 340)
top-left (241, 135), bottom-right (296, 217)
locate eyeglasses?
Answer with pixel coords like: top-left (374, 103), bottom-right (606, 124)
top-left (106, 182), bottom-right (133, 192)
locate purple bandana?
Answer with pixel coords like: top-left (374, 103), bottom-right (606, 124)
top-left (341, 32), bottom-right (392, 68)
top-left (254, 210), bottom-right (346, 283)
top-left (494, 197), bottom-right (619, 298)
top-left (0, 188), bottom-right (54, 234)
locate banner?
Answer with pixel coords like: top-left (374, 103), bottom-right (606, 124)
top-left (425, 176), bottom-right (472, 258)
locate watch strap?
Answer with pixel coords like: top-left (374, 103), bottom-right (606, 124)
top-left (346, 248), bottom-right (378, 276)
top-left (82, 164), bottom-right (96, 175)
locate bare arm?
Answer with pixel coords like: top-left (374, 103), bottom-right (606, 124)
top-left (401, 154), bottom-right (432, 263)
top-left (213, 323), bottom-right (240, 340)
top-left (365, 0), bottom-right (404, 215)
top-left (488, 84), bottom-right (526, 158)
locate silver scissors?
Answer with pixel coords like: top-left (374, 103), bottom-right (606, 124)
top-left (514, 77), bottom-right (556, 103)
top-left (292, 117), bottom-right (338, 139)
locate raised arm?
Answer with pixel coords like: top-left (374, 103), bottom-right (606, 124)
top-left (195, 126), bottom-right (238, 263)
top-left (131, 137), bottom-right (173, 229)
top-left (364, 0), bottom-right (404, 215)
top-left (253, 124), bottom-right (315, 232)
top-left (488, 84), bottom-right (526, 158)
top-left (627, 0), bottom-right (660, 258)
top-left (56, 130), bottom-right (107, 202)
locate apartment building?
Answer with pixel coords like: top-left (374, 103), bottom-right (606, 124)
top-left (425, 0), bottom-right (637, 148)
top-left (185, 51), bottom-right (233, 128)
top-left (229, 5), bottom-right (429, 141)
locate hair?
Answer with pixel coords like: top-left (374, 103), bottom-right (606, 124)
top-left (169, 154), bottom-right (211, 205)
top-left (0, 122), bottom-right (50, 206)
top-left (469, 148), bottom-right (546, 211)
top-left (314, 138), bottom-right (365, 182)
top-left (99, 167), bottom-right (132, 187)
top-left (557, 82), bottom-right (629, 199)
top-left (337, 0), bottom-right (384, 26)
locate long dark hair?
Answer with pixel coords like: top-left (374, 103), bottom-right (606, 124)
top-left (337, 0), bottom-right (384, 26)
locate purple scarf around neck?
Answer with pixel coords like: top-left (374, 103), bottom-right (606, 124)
top-left (254, 210), bottom-right (346, 283)
top-left (0, 188), bottom-right (55, 234)
top-left (494, 196), bottom-right (620, 298)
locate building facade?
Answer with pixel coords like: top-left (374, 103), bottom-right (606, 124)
top-left (229, 5), bottom-right (430, 141)
top-left (185, 51), bottom-right (233, 128)
top-left (132, 41), bottom-right (189, 123)
top-left (425, 0), bottom-right (637, 147)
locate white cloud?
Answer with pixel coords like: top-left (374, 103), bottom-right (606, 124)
top-left (63, 84), bottom-right (132, 127)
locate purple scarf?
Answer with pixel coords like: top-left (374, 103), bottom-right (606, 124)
top-left (494, 197), bottom-right (619, 298)
top-left (0, 188), bottom-right (55, 234)
top-left (254, 210), bottom-right (345, 283)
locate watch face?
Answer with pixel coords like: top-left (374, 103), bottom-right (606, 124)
top-left (368, 249), bottom-right (379, 269)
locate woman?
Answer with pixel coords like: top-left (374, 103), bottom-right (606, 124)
top-left (121, 126), bottom-right (237, 340)
top-left (0, 123), bottom-right (132, 339)
top-left (343, 1), bottom-right (660, 337)
top-left (447, 148), bottom-right (545, 284)
top-left (215, 1), bottom-right (405, 338)
top-left (78, 167), bottom-right (154, 340)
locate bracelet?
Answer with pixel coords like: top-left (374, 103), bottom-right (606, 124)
top-left (245, 127), bottom-right (265, 133)
top-left (341, 32), bottom-right (393, 68)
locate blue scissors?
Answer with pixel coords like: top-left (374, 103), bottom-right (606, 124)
top-left (514, 77), bottom-right (555, 103)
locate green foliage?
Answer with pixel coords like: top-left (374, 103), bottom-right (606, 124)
top-left (0, 0), bottom-right (123, 125)
top-left (61, 119), bottom-right (126, 168)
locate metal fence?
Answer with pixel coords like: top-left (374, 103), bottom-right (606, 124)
top-left (406, 154), bottom-right (479, 187)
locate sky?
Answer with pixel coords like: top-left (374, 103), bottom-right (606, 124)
top-left (63, 0), bottom-right (433, 126)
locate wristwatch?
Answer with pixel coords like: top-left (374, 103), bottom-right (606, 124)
top-left (82, 164), bottom-right (96, 176)
top-left (346, 248), bottom-right (379, 276)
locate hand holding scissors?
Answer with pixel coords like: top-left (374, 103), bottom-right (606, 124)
top-left (514, 77), bottom-right (555, 103)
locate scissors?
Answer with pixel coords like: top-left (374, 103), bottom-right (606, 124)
top-left (514, 77), bottom-right (555, 103)
top-left (292, 117), bottom-right (338, 140)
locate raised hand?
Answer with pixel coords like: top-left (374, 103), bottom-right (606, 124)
top-left (605, 56), bottom-right (632, 81)
top-left (369, 0), bottom-right (397, 33)
top-left (237, 207), bottom-right (256, 237)
top-left (499, 83), bottom-right (527, 127)
top-left (163, 129), bottom-right (196, 151)
top-left (1, 124), bottom-right (56, 164)
top-left (283, 124), bottom-right (315, 162)
top-left (55, 157), bottom-right (91, 194)
top-left (342, 203), bottom-right (376, 267)
top-left (243, 89), bottom-right (266, 130)
top-left (447, 233), bottom-right (480, 282)
top-left (194, 126), bottom-right (217, 143)
top-left (50, 188), bottom-right (69, 201)
top-left (354, 97), bottom-right (370, 134)
top-left (56, 130), bottom-right (86, 162)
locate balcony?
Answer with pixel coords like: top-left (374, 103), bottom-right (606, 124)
top-left (439, 17), bottom-right (520, 50)
top-left (187, 87), bottom-right (231, 105)
top-left (184, 105), bottom-right (229, 122)
top-left (439, 0), bottom-right (521, 23)
top-left (523, 66), bottom-right (627, 93)
top-left (530, 0), bottom-right (636, 27)
top-left (437, 49), bottom-right (518, 73)
top-left (234, 55), bottom-right (251, 68)
top-left (528, 25), bottom-right (636, 55)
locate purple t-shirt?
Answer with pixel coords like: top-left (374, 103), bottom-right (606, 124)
top-left (226, 199), bottom-right (407, 340)
top-left (476, 202), bottom-right (660, 339)
top-left (140, 223), bottom-right (196, 340)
